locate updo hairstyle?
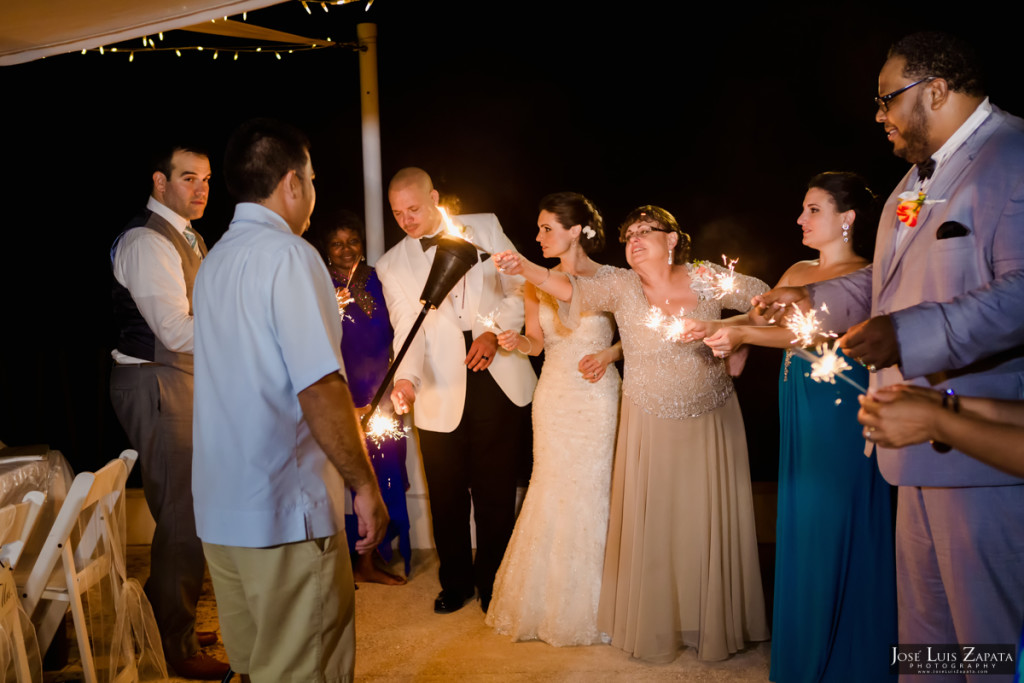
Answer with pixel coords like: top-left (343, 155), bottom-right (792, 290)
top-left (538, 192), bottom-right (605, 254)
top-left (807, 172), bottom-right (879, 257)
top-left (618, 205), bottom-right (691, 263)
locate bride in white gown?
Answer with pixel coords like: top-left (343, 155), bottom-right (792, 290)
top-left (485, 192), bottom-right (621, 646)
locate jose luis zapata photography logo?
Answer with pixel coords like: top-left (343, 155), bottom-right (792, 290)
top-left (890, 644), bottom-right (1017, 675)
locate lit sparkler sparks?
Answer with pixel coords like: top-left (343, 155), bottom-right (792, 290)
top-left (714, 255), bottom-right (739, 298)
top-left (644, 305), bottom-right (689, 342)
top-left (365, 410), bottom-right (408, 447)
top-left (476, 309), bottom-right (504, 333)
top-left (793, 343), bottom-right (866, 393)
top-left (785, 303), bottom-right (837, 348)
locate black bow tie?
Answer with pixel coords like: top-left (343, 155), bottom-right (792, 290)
top-left (420, 233), bottom-right (444, 251)
top-left (917, 158), bottom-right (936, 181)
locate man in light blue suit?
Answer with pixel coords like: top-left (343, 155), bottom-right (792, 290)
top-left (762, 32), bottom-right (1024, 675)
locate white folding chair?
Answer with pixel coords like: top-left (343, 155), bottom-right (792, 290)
top-left (19, 450), bottom-right (141, 683)
top-left (0, 491), bottom-right (45, 683)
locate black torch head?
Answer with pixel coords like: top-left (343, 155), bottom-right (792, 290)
top-left (419, 234), bottom-right (481, 308)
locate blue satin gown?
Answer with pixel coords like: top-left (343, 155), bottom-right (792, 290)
top-left (770, 350), bottom-right (896, 682)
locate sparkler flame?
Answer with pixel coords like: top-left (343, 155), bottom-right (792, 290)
top-left (785, 303), bottom-right (836, 348)
top-left (714, 255), bottom-right (739, 298)
top-left (476, 310), bottom-right (504, 333)
top-left (644, 305), bottom-right (689, 342)
top-left (808, 341), bottom-right (853, 385)
top-left (365, 410), bottom-right (408, 447)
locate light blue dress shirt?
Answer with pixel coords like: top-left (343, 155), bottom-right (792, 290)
top-left (192, 202), bottom-right (347, 547)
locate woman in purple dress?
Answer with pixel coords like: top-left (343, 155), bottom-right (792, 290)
top-left (306, 210), bottom-right (411, 584)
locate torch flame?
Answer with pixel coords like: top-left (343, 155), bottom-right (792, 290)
top-left (437, 206), bottom-right (462, 239)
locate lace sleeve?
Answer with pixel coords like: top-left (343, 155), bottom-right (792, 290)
top-left (719, 266), bottom-right (769, 312)
top-left (560, 266), bottom-right (630, 328)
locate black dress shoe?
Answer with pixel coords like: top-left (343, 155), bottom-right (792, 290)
top-left (434, 588), bottom-right (474, 614)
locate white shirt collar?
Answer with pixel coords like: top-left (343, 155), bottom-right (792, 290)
top-left (931, 97), bottom-right (992, 170)
top-left (146, 195), bottom-right (190, 234)
top-left (230, 202), bottom-right (294, 234)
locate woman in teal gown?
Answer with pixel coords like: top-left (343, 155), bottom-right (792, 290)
top-left (702, 172), bottom-right (896, 681)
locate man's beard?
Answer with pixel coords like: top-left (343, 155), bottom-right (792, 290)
top-left (895, 97), bottom-right (932, 165)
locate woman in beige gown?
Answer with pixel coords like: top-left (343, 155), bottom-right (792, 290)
top-left (494, 205), bottom-right (769, 663)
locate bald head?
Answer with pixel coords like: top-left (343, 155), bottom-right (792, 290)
top-left (389, 167), bottom-right (433, 195)
top-left (389, 167), bottom-right (441, 239)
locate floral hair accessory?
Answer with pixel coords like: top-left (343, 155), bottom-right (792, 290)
top-left (896, 191), bottom-right (927, 227)
top-left (582, 225), bottom-right (596, 239)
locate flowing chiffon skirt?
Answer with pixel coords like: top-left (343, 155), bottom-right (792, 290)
top-left (597, 392), bottom-right (769, 662)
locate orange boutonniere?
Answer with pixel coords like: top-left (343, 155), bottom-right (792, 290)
top-left (896, 191), bottom-right (927, 227)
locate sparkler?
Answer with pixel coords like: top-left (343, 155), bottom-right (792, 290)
top-left (476, 309), bottom-right (504, 333)
top-left (644, 305), bottom-right (689, 342)
top-left (793, 343), bottom-right (867, 393)
top-left (364, 410), bottom-right (408, 447)
top-left (785, 303), bottom-right (837, 348)
top-left (714, 255), bottom-right (739, 298)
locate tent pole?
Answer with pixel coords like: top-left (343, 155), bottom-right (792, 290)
top-left (357, 22), bottom-right (385, 265)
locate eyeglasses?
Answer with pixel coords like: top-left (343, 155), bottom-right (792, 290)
top-left (621, 226), bottom-right (671, 242)
top-left (874, 76), bottom-right (935, 113)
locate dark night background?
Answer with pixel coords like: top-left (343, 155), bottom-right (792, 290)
top-left (1, 1), bottom-right (1022, 478)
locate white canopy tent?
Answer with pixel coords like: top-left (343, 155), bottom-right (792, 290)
top-left (0, 0), bottom-right (286, 66)
top-left (0, 0), bottom-right (386, 261)
top-left (1, 0), bottom-right (429, 545)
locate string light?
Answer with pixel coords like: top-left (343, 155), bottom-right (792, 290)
top-left (78, 2), bottom-right (352, 62)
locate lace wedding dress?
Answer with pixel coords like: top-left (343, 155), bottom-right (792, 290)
top-left (486, 268), bottom-right (620, 646)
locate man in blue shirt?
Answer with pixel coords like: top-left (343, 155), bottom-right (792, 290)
top-left (192, 118), bottom-right (387, 681)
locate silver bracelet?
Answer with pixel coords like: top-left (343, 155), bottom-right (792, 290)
top-left (520, 334), bottom-right (533, 355)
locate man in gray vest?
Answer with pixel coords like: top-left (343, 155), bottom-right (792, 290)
top-left (109, 144), bottom-right (228, 680)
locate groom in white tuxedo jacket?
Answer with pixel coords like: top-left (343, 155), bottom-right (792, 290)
top-left (377, 168), bottom-right (537, 614)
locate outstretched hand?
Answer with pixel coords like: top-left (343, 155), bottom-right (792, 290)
top-left (840, 315), bottom-right (899, 371)
top-left (704, 327), bottom-right (745, 358)
top-left (492, 251), bottom-right (524, 276)
top-left (752, 286), bottom-right (811, 324)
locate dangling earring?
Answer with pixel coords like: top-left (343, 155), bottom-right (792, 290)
top-left (842, 223), bottom-right (850, 243)
top-left (667, 250), bottom-right (674, 266)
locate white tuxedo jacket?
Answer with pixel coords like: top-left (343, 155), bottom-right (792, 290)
top-left (811, 105), bottom-right (1024, 487)
top-left (376, 213), bottom-right (537, 432)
